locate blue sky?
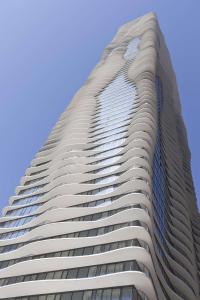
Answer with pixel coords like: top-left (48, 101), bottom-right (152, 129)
top-left (0, 0), bottom-right (199, 212)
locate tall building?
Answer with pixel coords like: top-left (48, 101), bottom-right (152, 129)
top-left (0, 12), bottom-right (199, 300)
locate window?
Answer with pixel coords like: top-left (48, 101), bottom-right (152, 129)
top-left (91, 131), bottom-right (127, 145)
top-left (83, 291), bottom-right (93, 300)
top-left (6, 203), bottom-right (42, 217)
top-left (89, 156), bottom-right (122, 166)
top-left (18, 184), bottom-right (46, 196)
top-left (90, 165), bottom-right (121, 175)
top-left (90, 126), bottom-right (128, 141)
top-left (90, 138), bottom-right (126, 152)
top-left (124, 37), bottom-right (140, 60)
top-left (60, 293), bottom-right (72, 300)
top-left (121, 286), bottom-right (133, 299)
top-left (24, 176), bottom-right (47, 186)
top-left (78, 185), bottom-right (115, 196)
top-left (90, 147), bottom-right (124, 159)
top-left (90, 120), bottom-right (130, 136)
top-left (0, 220), bottom-right (147, 255)
top-left (85, 174), bottom-right (119, 185)
top-left (12, 193), bottom-right (45, 206)
top-left (0, 260), bottom-right (149, 287)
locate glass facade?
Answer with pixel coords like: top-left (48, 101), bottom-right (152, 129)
top-left (8, 286), bottom-right (147, 300)
top-left (152, 77), bottom-right (167, 242)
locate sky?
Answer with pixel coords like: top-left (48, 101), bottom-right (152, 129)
top-left (0, 0), bottom-right (199, 213)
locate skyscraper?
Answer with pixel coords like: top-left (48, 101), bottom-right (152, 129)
top-left (0, 11), bottom-right (199, 300)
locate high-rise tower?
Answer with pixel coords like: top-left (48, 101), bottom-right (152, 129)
top-left (0, 12), bottom-right (199, 300)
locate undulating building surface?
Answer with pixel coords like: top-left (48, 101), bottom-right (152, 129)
top-left (0, 12), bottom-right (199, 300)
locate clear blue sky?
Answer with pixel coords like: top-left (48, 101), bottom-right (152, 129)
top-left (0, 0), bottom-right (199, 212)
